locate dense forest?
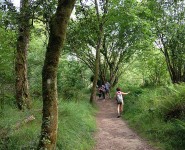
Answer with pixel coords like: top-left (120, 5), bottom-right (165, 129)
top-left (0, 0), bottom-right (185, 150)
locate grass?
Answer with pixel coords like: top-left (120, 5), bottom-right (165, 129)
top-left (0, 101), bottom-right (41, 150)
top-left (57, 100), bottom-right (96, 150)
top-left (0, 97), bottom-right (97, 150)
top-left (123, 83), bottom-right (185, 150)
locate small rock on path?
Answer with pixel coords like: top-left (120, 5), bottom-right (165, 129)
top-left (94, 98), bottom-right (156, 150)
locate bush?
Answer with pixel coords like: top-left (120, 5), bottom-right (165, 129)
top-left (123, 84), bottom-right (185, 150)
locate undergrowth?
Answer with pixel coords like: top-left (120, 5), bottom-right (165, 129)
top-left (0, 97), bottom-right (96, 150)
top-left (123, 83), bottom-right (185, 150)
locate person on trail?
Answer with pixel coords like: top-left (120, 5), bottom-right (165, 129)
top-left (115, 87), bottom-right (129, 118)
top-left (99, 84), bottom-right (106, 100)
top-left (98, 87), bottom-right (101, 99)
top-left (105, 81), bottom-right (111, 98)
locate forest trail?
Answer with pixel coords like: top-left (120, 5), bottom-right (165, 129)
top-left (94, 98), bottom-right (156, 150)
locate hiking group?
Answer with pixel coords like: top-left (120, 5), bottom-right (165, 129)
top-left (97, 81), bottom-right (111, 100)
top-left (97, 81), bottom-right (129, 118)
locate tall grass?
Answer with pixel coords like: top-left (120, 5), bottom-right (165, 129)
top-left (0, 97), bottom-right (96, 150)
top-left (0, 100), bottom-right (41, 150)
top-left (57, 100), bottom-right (96, 150)
top-left (123, 84), bottom-right (185, 150)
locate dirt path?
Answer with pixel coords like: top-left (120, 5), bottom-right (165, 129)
top-left (94, 98), bottom-right (155, 150)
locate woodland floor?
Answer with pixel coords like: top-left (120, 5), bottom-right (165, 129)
top-left (94, 97), bottom-right (156, 150)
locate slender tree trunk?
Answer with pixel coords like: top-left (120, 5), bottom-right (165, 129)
top-left (38, 0), bottom-right (76, 149)
top-left (90, 27), bottom-right (103, 103)
top-left (183, 65), bottom-right (185, 82)
top-left (15, 0), bottom-right (31, 110)
top-left (163, 47), bottom-right (185, 83)
top-left (90, 0), bottom-right (104, 103)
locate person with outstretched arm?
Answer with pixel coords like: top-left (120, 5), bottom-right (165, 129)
top-left (115, 87), bottom-right (129, 118)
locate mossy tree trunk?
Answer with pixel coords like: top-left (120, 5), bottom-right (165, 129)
top-left (15, 0), bottom-right (31, 110)
top-left (38, 0), bottom-right (76, 149)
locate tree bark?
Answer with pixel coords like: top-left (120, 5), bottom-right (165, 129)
top-left (163, 45), bottom-right (185, 83)
top-left (38, 0), bottom-right (76, 149)
top-left (15, 0), bottom-right (31, 110)
top-left (90, 0), bottom-right (104, 103)
top-left (90, 27), bottom-right (103, 103)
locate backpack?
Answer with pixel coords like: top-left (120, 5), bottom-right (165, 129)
top-left (116, 92), bottom-right (123, 103)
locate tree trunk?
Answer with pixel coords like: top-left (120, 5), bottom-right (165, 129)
top-left (163, 47), bottom-right (185, 83)
top-left (15, 0), bottom-right (31, 110)
top-left (38, 0), bottom-right (76, 149)
top-left (90, 29), bottom-right (102, 103)
top-left (90, 0), bottom-right (104, 103)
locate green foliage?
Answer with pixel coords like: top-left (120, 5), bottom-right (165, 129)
top-left (146, 0), bottom-right (185, 83)
top-left (0, 27), bottom-right (16, 82)
top-left (67, 0), bottom-right (157, 87)
top-left (0, 98), bottom-right (96, 150)
top-left (158, 84), bottom-right (185, 120)
top-left (28, 31), bottom-right (46, 97)
top-left (117, 50), bottom-right (170, 88)
top-left (124, 84), bottom-right (185, 150)
top-left (0, 3), bottom-right (18, 29)
top-left (31, 0), bottom-right (57, 23)
top-left (58, 57), bottom-right (91, 100)
top-left (0, 24), bottom-right (16, 110)
top-left (137, 49), bottom-right (170, 86)
top-left (107, 0), bottom-right (154, 50)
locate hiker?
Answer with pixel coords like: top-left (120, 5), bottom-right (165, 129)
top-left (99, 84), bottom-right (106, 100)
top-left (105, 81), bottom-right (111, 98)
top-left (115, 87), bottom-right (129, 118)
top-left (97, 85), bottom-right (101, 98)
